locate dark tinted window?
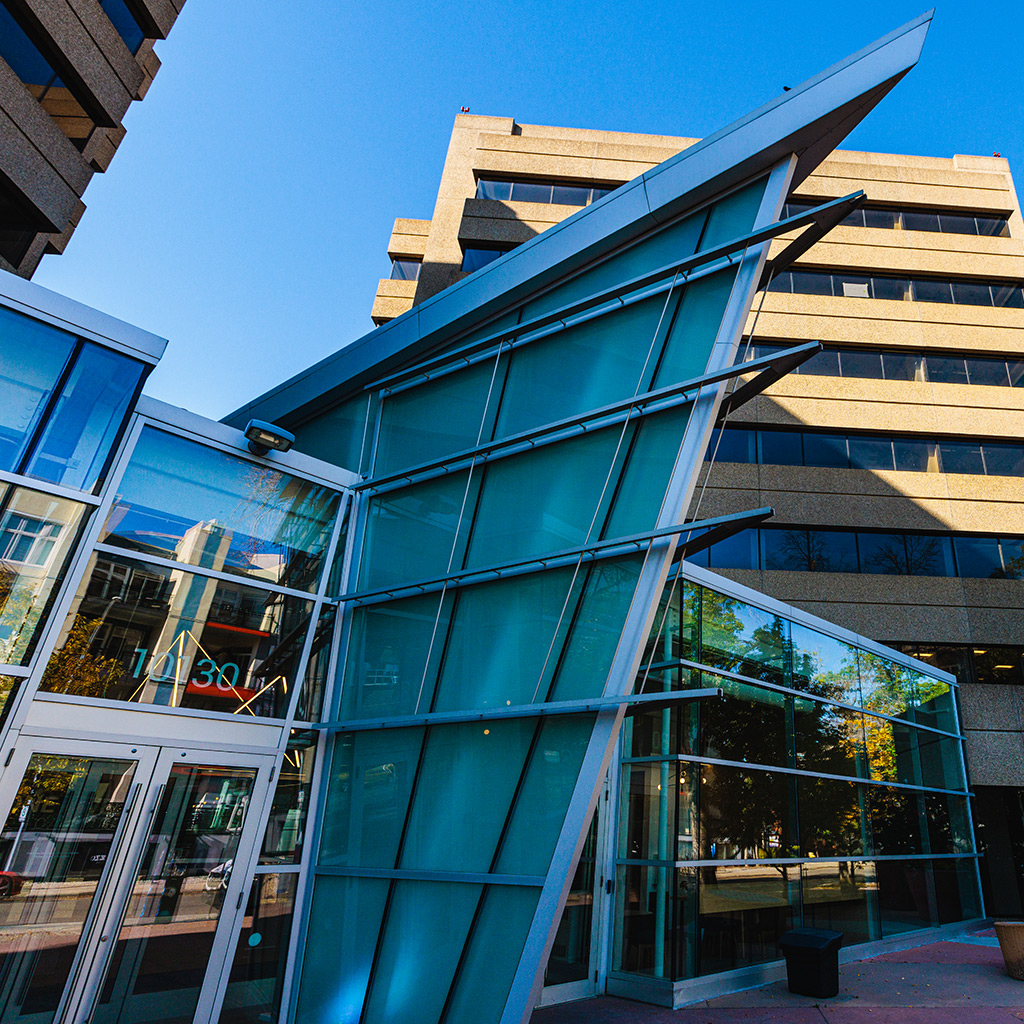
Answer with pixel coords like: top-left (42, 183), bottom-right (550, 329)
top-left (893, 440), bottom-right (935, 473)
top-left (905, 535), bottom-right (955, 576)
top-left (1000, 538), bottom-right (1024, 578)
top-left (863, 208), bottom-right (899, 229)
top-left (912, 279), bottom-right (953, 303)
top-left (807, 530), bottom-right (857, 572)
top-left (789, 272), bottom-right (833, 296)
top-left (858, 533), bottom-right (910, 574)
top-left (711, 427), bottom-right (756, 463)
top-left (800, 349), bottom-right (841, 376)
top-left (992, 285), bottom-right (1024, 308)
top-left (99, 0), bottom-right (145, 51)
top-left (390, 258), bottom-right (421, 282)
top-left (976, 218), bottom-right (1010, 238)
top-left (938, 213), bottom-right (980, 235)
top-left (951, 281), bottom-right (993, 306)
top-left (952, 536), bottom-right (1003, 578)
top-left (983, 445), bottom-right (1024, 477)
top-left (971, 647), bottom-right (1024, 685)
top-left (706, 530), bottom-right (757, 570)
top-left (510, 181), bottom-right (553, 203)
top-left (766, 271), bottom-right (793, 292)
top-left (551, 184), bottom-right (592, 206)
top-left (849, 436), bottom-right (895, 471)
top-left (461, 248), bottom-right (508, 273)
top-left (870, 276), bottom-right (909, 301)
top-left (1008, 361), bottom-right (1024, 387)
top-left (839, 350), bottom-right (884, 378)
top-left (938, 442), bottom-right (985, 475)
top-left (882, 352), bottom-right (922, 381)
top-left (476, 179), bottom-right (512, 200)
top-left (759, 431), bottom-right (803, 466)
top-left (801, 433), bottom-right (848, 468)
top-left (964, 358), bottom-right (1009, 386)
top-left (902, 211), bottom-right (942, 232)
top-left (925, 356), bottom-right (969, 385)
top-left (762, 529), bottom-right (811, 570)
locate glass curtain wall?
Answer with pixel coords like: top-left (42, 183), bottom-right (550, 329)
top-left (616, 574), bottom-right (979, 983)
top-left (295, 176), bottom-right (773, 1023)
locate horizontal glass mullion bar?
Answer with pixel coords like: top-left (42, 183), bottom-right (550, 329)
top-left (615, 853), bottom-right (979, 869)
top-left (338, 509), bottom-right (773, 606)
top-left (358, 342), bottom-right (820, 495)
top-left (652, 656), bottom-right (964, 738)
top-left (313, 687), bottom-right (723, 733)
top-left (252, 864), bottom-right (303, 875)
top-left (0, 666), bottom-right (32, 678)
top-left (372, 193), bottom-right (863, 395)
top-left (619, 751), bottom-right (970, 796)
top-left (91, 543), bottom-right (325, 602)
top-left (311, 866), bottom-right (545, 887)
top-left (0, 467), bottom-right (103, 506)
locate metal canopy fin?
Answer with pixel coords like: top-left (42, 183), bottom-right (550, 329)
top-left (716, 340), bottom-right (822, 418)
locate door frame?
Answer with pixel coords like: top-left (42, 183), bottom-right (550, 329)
top-left (0, 733), bottom-right (277, 1024)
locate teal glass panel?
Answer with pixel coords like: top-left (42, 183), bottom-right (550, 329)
top-left (859, 651), bottom-right (917, 719)
top-left (626, 701), bottom-right (699, 759)
top-left (340, 593), bottom-right (444, 719)
top-left (801, 860), bottom-right (876, 944)
top-left (494, 295), bottom-right (670, 439)
top-left (700, 677), bottom-right (787, 766)
top-left (863, 714), bottom-right (921, 786)
top-left (294, 875), bottom-right (388, 1024)
top-left (362, 880), bottom-right (482, 1024)
top-left (102, 427), bottom-right (339, 591)
top-left (318, 728), bottom-right (423, 868)
top-left (917, 730), bottom-right (966, 790)
top-left (290, 393), bottom-right (370, 472)
top-left (794, 698), bottom-right (868, 778)
top-left (700, 588), bottom-right (787, 688)
top-left (697, 863), bottom-right (799, 976)
top-left (653, 268), bottom-right (739, 388)
top-left (465, 427), bottom-right (619, 568)
top-left (0, 306), bottom-right (75, 473)
top-left (791, 623), bottom-right (861, 703)
top-left (798, 776), bottom-right (867, 857)
top-left (549, 556), bottom-right (645, 701)
top-left (602, 406), bottom-right (690, 539)
top-left (357, 471), bottom-right (467, 589)
top-left (495, 713), bottom-right (595, 875)
top-left (925, 793), bottom-right (973, 855)
top-left (375, 358), bottom-right (498, 476)
top-left (621, 760), bottom-right (696, 861)
top-left (699, 176), bottom-right (769, 250)
top-left (443, 885), bottom-right (542, 1024)
top-left (400, 718), bottom-right (535, 872)
top-left (432, 569), bottom-right (576, 712)
top-left (520, 208), bottom-right (706, 319)
top-left (877, 859), bottom-right (933, 935)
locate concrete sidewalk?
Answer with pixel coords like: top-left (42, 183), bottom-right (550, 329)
top-left (531, 929), bottom-right (1024, 1023)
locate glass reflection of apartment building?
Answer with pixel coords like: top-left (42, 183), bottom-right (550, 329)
top-left (0, 13), bottom-right (991, 1024)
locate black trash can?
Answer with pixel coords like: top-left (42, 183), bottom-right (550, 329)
top-left (778, 928), bottom-right (843, 997)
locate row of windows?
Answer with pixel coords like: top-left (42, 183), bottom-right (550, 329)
top-left (767, 269), bottom-right (1024, 308)
top-left (782, 199), bottom-right (1011, 238)
top-left (709, 425), bottom-right (1024, 478)
top-left (738, 341), bottom-right (1024, 388)
top-left (690, 526), bottom-right (1024, 580)
top-left (476, 177), bottom-right (614, 207)
top-left (891, 643), bottom-right (1024, 689)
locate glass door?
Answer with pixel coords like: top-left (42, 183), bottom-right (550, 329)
top-left (539, 780), bottom-right (612, 1006)
top-left (0, 739), bottom-right (159, 1024)
top-left (67, 751), bottom-right (273, 1024)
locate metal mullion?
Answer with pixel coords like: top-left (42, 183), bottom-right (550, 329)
top-left (372, 195), bottom-right (860, 395)
top-left (360, 342), bottom-right (820, 495)
top-left (91, 543), bottom-right (320, 604)
top-left (0, 468), bottom-right (102, 506)
top-left (643, 656), bottom-right (965, 740)
top-left (619, 751), bottom-right (971, 796)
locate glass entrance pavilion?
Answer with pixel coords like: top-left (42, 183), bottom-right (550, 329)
top-left (0, 12), bottom-right (982, 1024)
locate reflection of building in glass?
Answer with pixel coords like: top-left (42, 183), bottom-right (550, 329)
top-left (0, 13), bottom-right (993, 1024)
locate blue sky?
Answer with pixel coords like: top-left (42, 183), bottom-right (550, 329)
top-left (32, 1), bottom-right (1024, 420)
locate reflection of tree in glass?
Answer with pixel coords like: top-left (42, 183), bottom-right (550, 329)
top-left (799, 777), bottom-right (863, 856)
top-left (700, 764), bottom-right (789, 859)
top-left (701, 590), bottom-right (785, 686)
top-left (766, 530), bottom-right (856, 572)
top-left (41, 615), bottom-right (124, 698)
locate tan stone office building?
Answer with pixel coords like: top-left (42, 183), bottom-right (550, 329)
top-left (373, 113), bottom-right (1024, 916)
top-left (0, 0), bottom-right (185, 277)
